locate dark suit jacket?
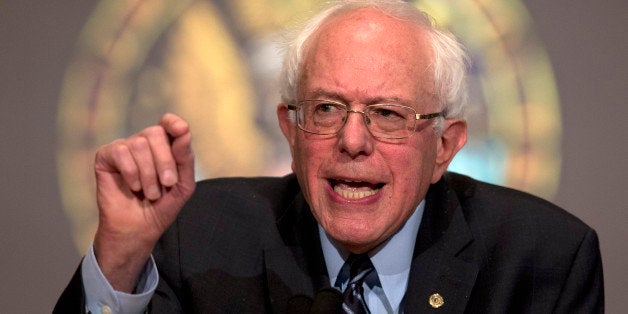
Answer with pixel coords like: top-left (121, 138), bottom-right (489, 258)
top-left (55, 172), bottom-right (604, 313)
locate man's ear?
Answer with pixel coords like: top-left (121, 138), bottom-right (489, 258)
top-left (431, 119), bottom-right (467, 183)
top-left (277, 103), bottom-right (296, 147)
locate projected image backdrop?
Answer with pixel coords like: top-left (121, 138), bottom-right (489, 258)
top-left (56, 0), bottom-right (561, 251)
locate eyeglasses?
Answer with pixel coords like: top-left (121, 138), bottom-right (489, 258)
top-left (288, 99), bottom-right (444, 140)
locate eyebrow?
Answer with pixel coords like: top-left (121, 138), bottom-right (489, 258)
top-left (306, 89), bottom-right (343, 100)
top-left (305, 88), bottom-right (412, 106)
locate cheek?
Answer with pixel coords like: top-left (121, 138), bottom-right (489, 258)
top-left (388, 140), bottom-right (437, 197)
top-left (292, 136), bottom-right (319, 174)
top-left (291, 139), bottom-right (310, 185)
top-left (389, 146), bottom-right (427, 177)
top-left (291, 136), bottom-right (328, 197)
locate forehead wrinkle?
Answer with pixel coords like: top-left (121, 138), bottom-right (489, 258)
top-left (305, 86), bottom-right (414, 106)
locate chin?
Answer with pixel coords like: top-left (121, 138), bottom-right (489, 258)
top-left (324, 219), bottom-right (384, 253)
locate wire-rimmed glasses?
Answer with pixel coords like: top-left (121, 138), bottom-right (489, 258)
top-left (288, 99), bottom-right (444, 140)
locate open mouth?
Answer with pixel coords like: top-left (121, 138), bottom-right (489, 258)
top-left (330, 179), bottom-right (384, 199)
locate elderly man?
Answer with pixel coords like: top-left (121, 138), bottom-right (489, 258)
top-left (55, 0), bottom-right (603, 313)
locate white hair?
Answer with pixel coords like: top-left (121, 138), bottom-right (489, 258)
top-left (279, 0), bottom-right (470, 120)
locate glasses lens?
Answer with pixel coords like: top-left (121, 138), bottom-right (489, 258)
top-left (299, 100), bottom-right (346, 134)
top-left (366, 104), bottom-right (414, 138)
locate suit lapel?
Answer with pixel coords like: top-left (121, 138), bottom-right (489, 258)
top-left (403, 175), bottom-right (479, 313)
top-left (264, 190), bottom-right (330, 313)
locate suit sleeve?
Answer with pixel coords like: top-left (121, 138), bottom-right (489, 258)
top-left (53, 263), bottom-right (87, 314)
top-left (553, 228), bottom-right (604, 313)
top-left (148, 217), bottom-right (186, 313)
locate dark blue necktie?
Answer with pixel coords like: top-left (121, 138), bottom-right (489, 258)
top-left (342, 254), bottom-right (374, 314)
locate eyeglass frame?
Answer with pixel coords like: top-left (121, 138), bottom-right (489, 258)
top-left (287, 99), bottom-right (445, 140)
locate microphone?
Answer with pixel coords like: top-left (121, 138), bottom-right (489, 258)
top-left (287, 288), bottom-right (343, 313)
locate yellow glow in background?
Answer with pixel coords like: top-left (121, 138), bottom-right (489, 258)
top-left (57, 0), bottom-right (561, 252)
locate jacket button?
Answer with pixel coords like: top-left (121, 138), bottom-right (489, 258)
top-left (429, 293), bottom-right (444, 308)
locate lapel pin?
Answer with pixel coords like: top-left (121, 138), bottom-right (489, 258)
top-left (429, 293), bottom-right (444, 308)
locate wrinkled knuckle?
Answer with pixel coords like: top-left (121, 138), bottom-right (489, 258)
top-left (130, 136), bottom-right (149, 151)
top-left (144, 125), bottom-right (166, 138)
top-left (112, 142), bottom-right (129, 156)
top-left (94, 146), bottom-right (106, 160)
top-left (119, 162), bottom-right (138, 177)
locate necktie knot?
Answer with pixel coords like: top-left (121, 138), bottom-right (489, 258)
top-left (347, 254), bottom-right (373, 281)
top-left (342, 254), bottom-right (374, 314)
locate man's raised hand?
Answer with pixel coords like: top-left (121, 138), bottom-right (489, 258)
top-left (92, 113), bottom-right (195, 292)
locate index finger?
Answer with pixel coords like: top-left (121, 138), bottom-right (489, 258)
top-left (158, 113), bottom-right (194, 184)
top-left (160, 113), bottom-right (190, 139)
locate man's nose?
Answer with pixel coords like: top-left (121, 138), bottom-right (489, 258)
top-left (337, 111), bottom-right (374, 158)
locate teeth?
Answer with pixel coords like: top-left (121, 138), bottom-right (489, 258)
top-left (333, 183), bottom-right (379, 199)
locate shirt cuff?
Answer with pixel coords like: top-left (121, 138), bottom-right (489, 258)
top-left (82, 244), bottom-right (158, 314)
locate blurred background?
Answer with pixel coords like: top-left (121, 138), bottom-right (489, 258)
top-left (1, 0), bottom-right (626, 312)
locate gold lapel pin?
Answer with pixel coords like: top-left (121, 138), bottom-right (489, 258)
top-left (429, 293), bottom-right (444, 308)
